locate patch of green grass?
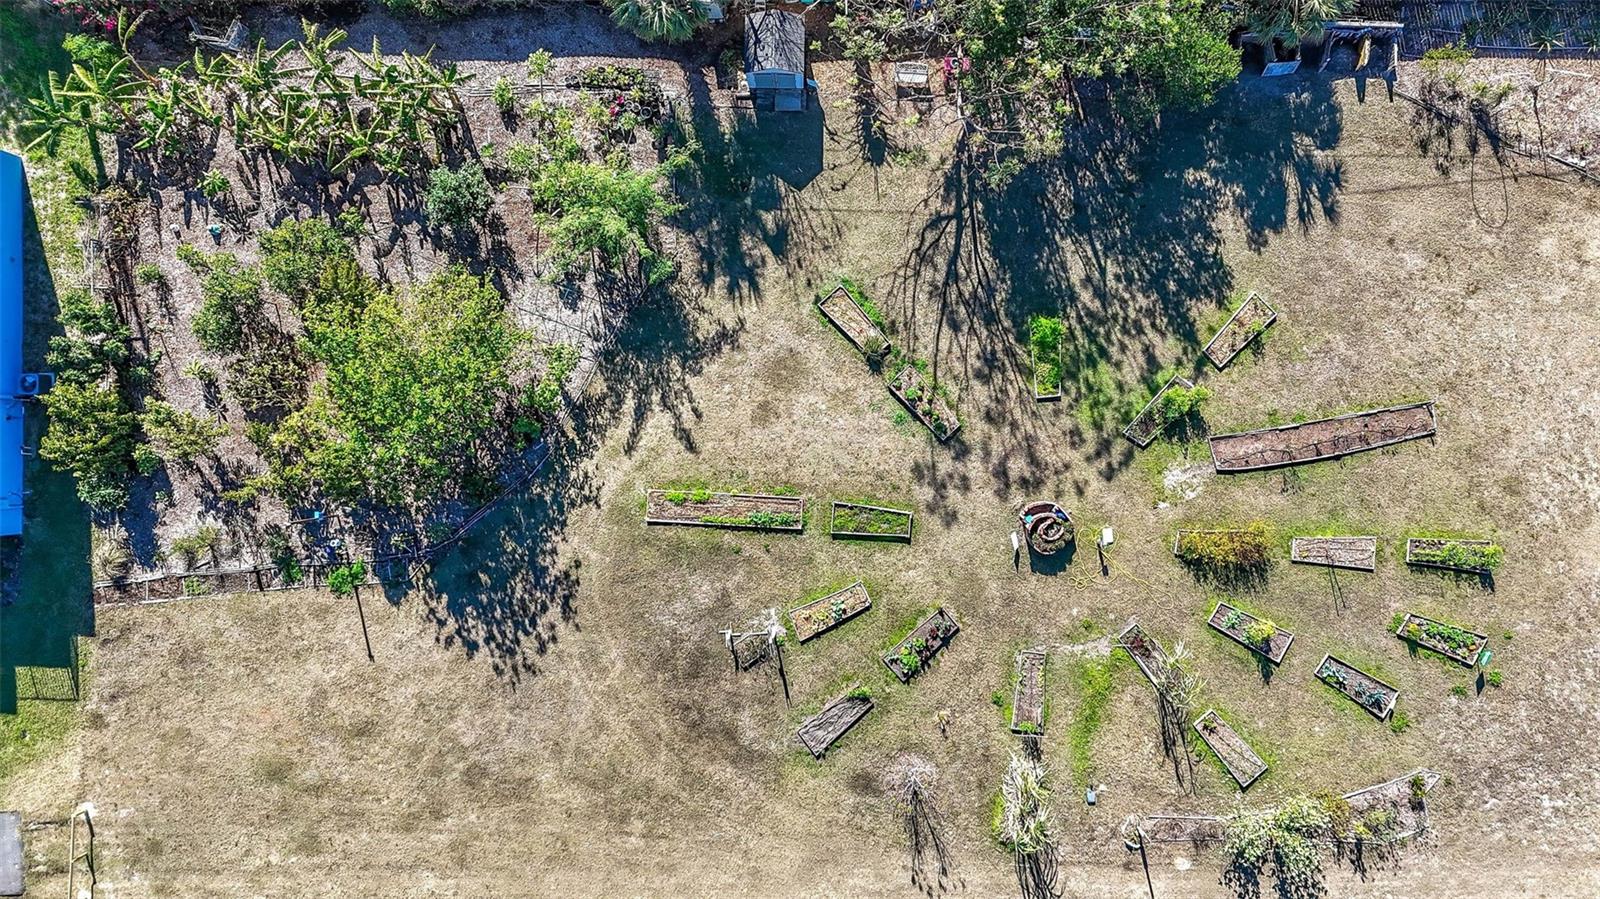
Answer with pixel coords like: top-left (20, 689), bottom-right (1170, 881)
top-left (830, 502), bottom-right (912, 537)
top-left (0, 641), bottom-right (90, 784)
top-left (1064, 655), bottom-right (1118, 789)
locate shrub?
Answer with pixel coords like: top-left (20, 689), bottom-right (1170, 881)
top-left (198, 169), bottom-right (230, 200)
top-left (493, 76), bottom-right (516, 114)
top-left (1158, 384), bottom-right (1212, 424)
top-left (90, 524), bottom-right (133, 580)
top-left (424, 162), bottom-right (493, 230)
top-left (1176, 522), bottom-right (1273, 569)
top-left (46, 289), bottom-right (130, 384)
top-left (1422, 540), bottom-right (1503, 572)
top-left (140, 400), bottom-right (227, 462)
top-left (169, 525), bottom-right (222, 567)
top-left (1485, 670), bottom-right (1504, 688)
top-left (259, 219), bottom-right (353, 300)
top-left (524, 343), bottom-right (580, 416)
top-left (606, 0), bottom-right (708, 43)
top-left (39, 380), bottom-right (137, 510)
top-left (192, 254), bottom-right (263, 354)
top-left (132, 443), bottom-right (161, 475)
top-left (529, 154), bottom-right (685, 283)
top-left (227, 342), bottom-right (308, 419)
top-left (1244, 619), bottom-right (1277, 646)
top-left (328, 560), bottom-right (367, 597)
top-left (135, 262), bottom-right (164, 286)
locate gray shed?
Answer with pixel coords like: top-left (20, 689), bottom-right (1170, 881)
top-left (744, 10), bottom-right (808, 111)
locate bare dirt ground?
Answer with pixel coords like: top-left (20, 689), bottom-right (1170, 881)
top-left (7, 30), bottom-right (1600, 899)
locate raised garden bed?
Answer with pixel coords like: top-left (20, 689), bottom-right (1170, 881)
top-left (1209, 401), bottom-right (1438, 472)
top-left (882, 608), bottom-right (960, 682)
top-left (1116, 621), bottom-right (1171, 688)
top-left (1207, 601), bottom-right (1294, 665)
top-left (1030, 315), bottom-right (1064, 401)
top-left (1010, 649), bottom-right (1047, 735)
top-left (1137, 814), bottom-right (1227, 845)
top-left (888, 364), bottom-right (960, 442)
top-left (817, 284), bottom-right (890, 359)
top-left (1339, 768), bottom-right (1439, 844)
top-left (796, 689), bottom-right (874, 759)
top-left (1202, 292), bottom-right (1278, 369)
top-left (829, 501), bottom-right (913, 541)
top-left (788, 581), bottom-right (873, 643)
top-left (1032, 347), bottom-right (1062, 401)
top-left (1123, 374), bottom-right (1194, 448)
top-left (1290, 536), bottom-right (1377, 572)
top-left (1394, 612), bottom-right (1488, 668)
top-left (731, 632), bottom-right (773, 670)
top-left (1405, 537), bottom-right (1503, 575)
top-left (1316, 655), bottom-right (1399, 720)
top-left (645, 489), bottom-right (804, 532)
top-left (1193, 709), bottom-right (1268, 790)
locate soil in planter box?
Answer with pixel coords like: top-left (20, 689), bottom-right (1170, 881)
top-left (1117, 622), bottom-right (1171, 688)
top-left (1209, 403), bottom-right (1436, 472)
top-left (1317, 656), bottom-right (1397, 718)
top-left (818, 285), bottom-right (889, 357)
top-left (1011, 650), bottom-right (1047, 733)
top-left (1124, 376), bottom-right (1193, 447)
top-left (1209, 603), bottom-right (1293, 663)
top-left (646, 490), bottom-right (803, 529)
top-left (889, 366), bottom-right (960, 441)
top-left (797, 694), bottom-right (873, 758)
top-left (1290, 536), bottom-right (1377, 571)
top-left (830, 503), bottom-right (912, 538)
top-left (789, 582), bottom-right (873, 642)
top-left (1194, 711), bottom-right (1267, 788)
top-left (883, 609), bottom-right (960, 682)
top-left (1204, 294), bottom-right (1276, 368)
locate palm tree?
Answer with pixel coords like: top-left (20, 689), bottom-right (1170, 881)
top-left (608, 0), bottom-right (708, 43)
top-left (1243, 0), bottom-right (1355, 55)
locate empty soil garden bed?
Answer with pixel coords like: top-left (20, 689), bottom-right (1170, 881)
top-left (1203, 292), bottom-right (1278, 369)
top-left (829, 501), bottom-right (913, 541)
top-left (1290, 536), bottom-right (1378, 572)
top-left (888, 365), bottom-right (960, 442)
top-left (789, 581), bottom-right (873, 643)
top-left (797, 691), bottom-right (874, 759)
top-left (1011, 649), bottom-right (1047, 734)
top-left (1208, 401), bottom-right (1438, 472)
top-left (817, 284), bottom-right (889, 359)
top-left (1123, 374), bottom-right (1194, 448)
top-left (1394, 612), bottom-right (1488, 668)
top-left (1405, 537), bottom-right (1502, 575)
top-left (1340, 768), bottom-right (1439, 843)
top-left (1208, 601), bottom-right (1294, 665)
top-left (1117, 621), bottom-right (1172, 688)
top-left (645, 489), bottom-right (805, 531)
top-left (882, 608), bottom-right (960, 682)
top-left (1316, 655), bottom-right (1400, 720)
top-left (1193, 710), bottom-right (1268, 789)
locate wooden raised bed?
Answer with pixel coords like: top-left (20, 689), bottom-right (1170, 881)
top-left (797, 690), bottom-right (874, 759)
top-left (1116, 621), bottom-right (1171, 688)
top-left (1394, 613), bottom-right (1487, 668)
top-left (829, 501), bottom-right (913, 541)
top-left (645, 489), bottom-right (804, 532)
top-left (882, 608), bottom-right (960, 682)
top-left (1122, 374), bottom-right (1194, 448)
top-left (1290, 536), bottom-right (1377, 572)
top-left (1193, 710), bottom-right (1268, 790)
top-left (817, 284), bottom-right (890, 358)
top-left (1137, 814), bottom-right (1227, 845)
top-left (888, 364), bottom-right (960, 442)
top-left (1316, 654), bottom-right (1399, 720)
top-left (788, 581), bottom-right (873, 643)
top-left (1404, 537), bottom-right (1500, 575)
top-left (1340, 768), bottom-right (1439, 843)
top-left (1207, 601), bottom-right (1294, 665)
top-left (1032, 347), bottom-right (1062, 401)
top-left (1010, 649), bottom-right (1047, 734)
top-left (1209, 401), bottom-right (1438, 473)
top-left (1202, 292), bottom-right (1277, 369)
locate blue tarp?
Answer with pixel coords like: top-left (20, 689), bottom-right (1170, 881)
top-left (0, 150), bottom-right (24, 537)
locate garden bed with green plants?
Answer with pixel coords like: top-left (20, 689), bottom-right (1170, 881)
top-left (1202, 291), bottom-right (1277, 369)
top-left (1316, 655), bottom-right (1400, 720)
top-left (1193, 709), bottom-right (1268, 790)
top-left (887, 363), bottom-right (960, 442)
top-left (1173, 524), bottom-right (1275, 572)
top-left (1010, 649), bottom-right (1047, 735)
top-left (1030, 315), bottom-right (1064, 401)
top-left (1208, 401), bottom-right (1438, 472)
top-left (1123, 374), bottom-right (1204, 447)
top-left (1337, 768), bottom-right (1439, 844)
top-left (817, 282), bottom-right (889, 359)
top-left (1207, 601), bottom-right (1294, 665)
top-left (1393, 612), bottom-right (1488, 668)
top-left (1290, 536), bottom-right (1377, 572)
top-left (1116, 621), bottom-right (1171, 689)
top-left (796, 687), bottom-right (874, 759)
top-left (882, 608), bottom-right (960, 682)
top-left (828, 501), bottom-right (913, 541)
top-left (644, 488), bottom-right (804, 531)
top-left (1405, 537), bottom-right (1503, 575)
top-left (788, 581), bottom-right (873, 643)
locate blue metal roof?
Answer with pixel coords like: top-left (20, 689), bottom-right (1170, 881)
top-left (0, 150), bottom-right (24, 537)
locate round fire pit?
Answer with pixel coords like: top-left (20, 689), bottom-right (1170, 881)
top-left (1019, 501), bottom-right (1073, 555)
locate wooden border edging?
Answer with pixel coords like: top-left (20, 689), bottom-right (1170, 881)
top-left (882, 608), bottom-right (960, 683)
top-left (1208, 401), bottom-right (1438, 473)
top-left (887, 364), bottom-right (961, 443)
top-left (1207, 601), bottom-right (1294, 665)
top-left (1116, 621), bottom-right (1170, 689)
top-left (828, 501), bottom-right (913, 541)
top-left (1394, 612), bottom-right (1488, 668)
top-left (1123, 374), bottom-right (1194, 448)
top-left (1010, 648), bottom-right (1048, 735)
top-left (1202, 291), bottom-right (1278, 369)
top-left (1032, 346), bottom-right (1062, 401)
top-left (816, 284), bottom-right (890, 358)
top-left (797, 691), bottom-right (874, 759)
top-left (788, 581), bottom-right (873, 643)
top-left (1404, 537), bottom-right (1496, 574)
top-left (1290, 536), bottom-right (1378, 572)
top-left (1193, 709), bottom-right (1268, 790)
top-left (644, 489), bottom-right (806, 532)
top-left (1315, 654), bottom-right (1400, 721)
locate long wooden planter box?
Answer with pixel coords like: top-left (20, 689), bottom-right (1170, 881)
top-left (1123, 374), bottom-right (1193, 448)
top-left (645, 489), bottom-right (805, 532)
top-left (1193, 710), bottom-right (1268, 790)
top-left (1316, 654), bottom-right (1399, 721)
top-left (1404, 538), bottom-right (1497, 574)
top-left (797, 691), bottom-right (874, 759)
top-left (1116, 621), bottom-right (1171, 689)
top-left (1209, 401), bottom-right (1438, 473)
top-left (1207, 601), bottom-right (1294, 665)
top-left (1394, 613), bottom-right (1487, 668)
top-left (788, 581), bottom-right (872, 643)
top-left (1010, 649), bottom-right (1047, 734)
top-left (882, 608), bottom-right (960, 682)
top-left (888, 364), bottom-right (960, 442)
top-left (817, 284), bottom-right (890, 358)
top-left (1032, 346), bottom-right (1062, 401)
top-left (1290, 536), bottom-right (1377, 572)
top-left (1203, 292), bottom-right (1278, 369)
top-left (829, 501), bottom-right (913, 541)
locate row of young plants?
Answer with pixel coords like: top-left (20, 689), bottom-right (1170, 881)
top-left (1173, 522), bottom-right (1506, 576)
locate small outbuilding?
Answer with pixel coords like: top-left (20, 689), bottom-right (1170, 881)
top-left (744, 9), bottom-right (809, 112)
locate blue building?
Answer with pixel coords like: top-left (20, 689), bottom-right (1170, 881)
top-left (0, 151), bottom-right (25, 537)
